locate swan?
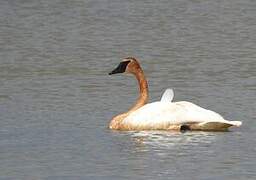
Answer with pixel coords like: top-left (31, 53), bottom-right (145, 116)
top-left (108, 57), bottom-right (242, 131)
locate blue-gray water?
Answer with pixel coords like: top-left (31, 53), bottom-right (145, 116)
top-left (0, 0), bottom-right (255, 179)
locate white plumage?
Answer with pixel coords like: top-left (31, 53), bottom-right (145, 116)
top-left (160, 88), bottom-right (174, 102)
top-left (123, 89), bottom-right (242, 130)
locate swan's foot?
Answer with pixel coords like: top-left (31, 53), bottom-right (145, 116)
top-left (167, 124), bottom-right (191, 132)
top-left (180, 124), bottom-right (191, 132)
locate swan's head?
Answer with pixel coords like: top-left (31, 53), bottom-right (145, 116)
top-left (109, 57), bottom-right (141, 75)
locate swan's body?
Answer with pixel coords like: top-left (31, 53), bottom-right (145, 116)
top-left (109, 57), bottom-right (242, 131)
top-left (122, 100), bottom-right (241, 131)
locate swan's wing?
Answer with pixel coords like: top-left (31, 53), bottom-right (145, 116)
top-left (123, 101), bottom-right (241, 130)
top-left (123, 102), bottom-right (180, 129)
top-left (126, 101), bottom-right (226, 125)
top-left (123, 101), bottom-right (209, 129)
top-left (160, 88), bottom-right (174, 102)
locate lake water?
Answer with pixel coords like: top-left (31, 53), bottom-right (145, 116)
top-left (0, 0), bottom-right (255, 179)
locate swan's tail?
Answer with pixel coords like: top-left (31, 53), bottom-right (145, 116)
top-left (226, 120), bottom-right (242, 127)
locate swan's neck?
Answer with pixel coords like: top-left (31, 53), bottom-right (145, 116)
top-left (109, 67), bottom-right (148, 130)
top-left (128, 68), bottom-right (149, 113)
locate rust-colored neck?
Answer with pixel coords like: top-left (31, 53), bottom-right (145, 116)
top-left (128, 67), bottom-right (148, 113)
top-left (109, 60), bottom-right (149, 130)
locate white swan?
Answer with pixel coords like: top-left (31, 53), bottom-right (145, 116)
top-left (109, 57), bottom-right (242, 131)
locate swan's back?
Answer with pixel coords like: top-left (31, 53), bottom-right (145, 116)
top-left (122, 101), bottom-right (233, 130)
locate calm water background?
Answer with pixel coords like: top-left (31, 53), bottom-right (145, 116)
top-left (0, 0), bottom-right (255, 179)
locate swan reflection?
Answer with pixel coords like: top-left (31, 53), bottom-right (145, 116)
top-left (129, 131), bottom-right (219, 156)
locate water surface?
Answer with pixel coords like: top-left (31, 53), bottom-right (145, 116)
top-left (0, 0), bottom-right (255, 179)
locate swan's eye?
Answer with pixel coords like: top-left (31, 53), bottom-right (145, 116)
top-left (109, 61), bottom-right (130, 75)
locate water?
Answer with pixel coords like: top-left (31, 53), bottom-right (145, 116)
top-left (0, 0), bottom-right (255, 179)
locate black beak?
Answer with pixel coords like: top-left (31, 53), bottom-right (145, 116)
top-left (109, 61), bottom-right (130, 75)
